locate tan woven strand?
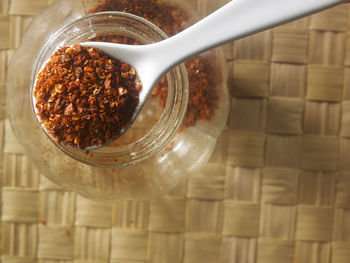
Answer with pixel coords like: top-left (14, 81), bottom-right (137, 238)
top-left (2, 1), bottom-right (350, 263)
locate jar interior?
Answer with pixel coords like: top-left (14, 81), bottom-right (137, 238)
top-left (84, 0), bottom-right (229, 138)
top-left (31, 12), bottom-right (188, 166)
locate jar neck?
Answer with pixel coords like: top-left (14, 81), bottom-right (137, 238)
top-left (31, 12), bottom-right (189, 166)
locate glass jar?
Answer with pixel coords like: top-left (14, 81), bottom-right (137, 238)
top-left (7, 0), bottom-right (230, 201)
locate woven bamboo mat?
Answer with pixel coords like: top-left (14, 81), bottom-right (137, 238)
top-left (1, 0), bottom-right (350, 262)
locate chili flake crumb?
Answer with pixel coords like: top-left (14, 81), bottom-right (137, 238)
top-left (34, 43), bottom-right (142, 149)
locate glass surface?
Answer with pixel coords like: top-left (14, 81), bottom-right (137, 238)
top-left (7, 0), bottom-right (230, 201)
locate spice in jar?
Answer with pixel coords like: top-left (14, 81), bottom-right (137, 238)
top-left (33, 43), bottom-right (142, 149)
top-left (89, 0), bottom-right (221, 129)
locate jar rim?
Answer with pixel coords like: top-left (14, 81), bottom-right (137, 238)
top-left (30, 11), bottom-right (189, 166)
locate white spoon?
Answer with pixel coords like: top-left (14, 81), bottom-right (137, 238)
top-left (80, 0), bottom-right (346, 148)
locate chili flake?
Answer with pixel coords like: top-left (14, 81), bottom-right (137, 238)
top-left (33, 43), bottom-right (142, 149)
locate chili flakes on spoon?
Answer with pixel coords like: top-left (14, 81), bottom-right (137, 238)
top-left (33, 43), bottom-right (142, 149)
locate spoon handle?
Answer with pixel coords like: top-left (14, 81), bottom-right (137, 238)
top-left (151, 0), bottom-right (346, 71)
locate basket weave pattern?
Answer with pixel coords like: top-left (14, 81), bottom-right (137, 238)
top-left (1, 0), bottom-right (350, 262)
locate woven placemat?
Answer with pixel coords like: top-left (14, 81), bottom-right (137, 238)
top-left (1, 0), bottom-right (350, 262)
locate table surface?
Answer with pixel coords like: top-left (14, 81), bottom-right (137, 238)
top-left (1, 0), bottom-right (350, 263)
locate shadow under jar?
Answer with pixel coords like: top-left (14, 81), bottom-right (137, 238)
top-left (7, 0), bottom-right (230, 201)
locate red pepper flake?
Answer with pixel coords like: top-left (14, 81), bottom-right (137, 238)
top-left (40, 220), bottom-right (47, 226)
top-left (89, 0), bottom-right (221, 130)
top-left (33, 43), bottom-right (142, 149)
top-left (64, 103), bottom-right (74, 116)
top-left (66, 231), bottom-right (71, 237)
top-left (84, 66), bottom-right (94, 72)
